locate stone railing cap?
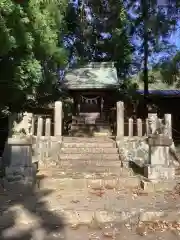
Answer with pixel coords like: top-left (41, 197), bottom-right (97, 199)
top-left (7, 137), bottom-right (32, 145)
top-left (147, 134), bottom-right (172, 146)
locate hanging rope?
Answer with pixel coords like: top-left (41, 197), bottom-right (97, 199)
top-left (80, 95), bottom-right (100, 104)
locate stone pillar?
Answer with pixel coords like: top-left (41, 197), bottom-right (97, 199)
top-left (143, 135), bottom-right (175, 181)
top-left (8, 113), bottom-right (17, 137)
top-left (37, 117), bottom-right (43, 137)
top-left (128, 118), bottom-right (133, 137)
top-left (116, 101), bottom-right (124, 138)
top-left (3, 137), bottom-right (36, 191)
top-left (31, 116), bottom-right (35, 136)
top-left (148, 113), bottom-right (158, 135)
top-left (137, 118), bottom-right (143, 137)
top-left (45, 118), bottom-right (51, 137)
top-left (164, 114), bottom-right (172, 138)
top-left (145, 118), bottom-right (149, 136)
top-left (54, 101), bottom-right (62, 137)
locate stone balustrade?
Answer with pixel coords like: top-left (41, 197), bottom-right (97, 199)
top-left (2, 137), bottom-right (37, 191)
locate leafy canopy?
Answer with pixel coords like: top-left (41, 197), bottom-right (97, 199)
top-left (0, 0), bottom-right (68, 113)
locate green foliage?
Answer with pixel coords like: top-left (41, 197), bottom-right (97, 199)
top-left (0, 0), bottom-right (68, 113)
top-left (125, 0), bottom-right (179, 112)
top-left (152, 51), bottom-right (180, 86)
top-left (65, 0), bottom-right (133, 79)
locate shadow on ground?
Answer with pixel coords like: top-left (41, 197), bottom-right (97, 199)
top-left (129, 161), bottom-right (144, 176)
top-left (0, 175), bottom-right (66, 240)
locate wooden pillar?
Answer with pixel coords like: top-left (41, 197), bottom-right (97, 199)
top-left (116, 101), bottom-right (124, 138)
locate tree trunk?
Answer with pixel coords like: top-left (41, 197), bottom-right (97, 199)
top-left (141, 0), bottom-right (149, 117)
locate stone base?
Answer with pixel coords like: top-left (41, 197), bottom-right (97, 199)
top-left (141, 179), bottom-right (177, 192)
top-left (5, 165), bottom-right (36, 188)
top-left (144, 164), bottom-right (175, 180)
top-left (121, 161), bottom-right (129, 168)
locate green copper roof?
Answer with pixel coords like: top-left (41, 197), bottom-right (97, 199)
top-left (63, 62), bottom-right (118, 89)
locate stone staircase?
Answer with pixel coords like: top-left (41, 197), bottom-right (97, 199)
top-left (38, 137), bottom-right (143, 228)
top-left (70, 114), bottom-right (112, 137)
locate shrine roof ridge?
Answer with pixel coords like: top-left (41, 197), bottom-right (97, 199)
top-left (62, 61), bottom-right (118, 90)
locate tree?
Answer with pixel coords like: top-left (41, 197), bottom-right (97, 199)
top-left (127, 0), bottom-right (179, 114)
top-left (65, 0), bottom-right (133, 79)
top-left (0, 0), bottom-right (68, 114)
top-left (152, 51), bottom-right (180, 86)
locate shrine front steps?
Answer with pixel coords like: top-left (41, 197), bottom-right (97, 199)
top-left (63, 136), bottom-right (115, 142)
top-left (59, 147), bottom-right (118, 154)
top-left (62, 142), bottom-right (116, 148)
top-left (57, 136), bottom-right (120, 160)
top-left (37, 168), bottom-right (140, 191)
top-left (70, 124), bottom-right (112, 137)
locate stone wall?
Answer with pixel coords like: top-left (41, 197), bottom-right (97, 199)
top-left (2, 137), bottom-right (36, 191)
top-left (32, 136), bottom-right (62, 166)
top-left (117, 137), bottom-right (149, 168)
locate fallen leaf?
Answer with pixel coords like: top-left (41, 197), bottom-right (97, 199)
top-left (70, 224), bottom-right (80, 230)
top-left (71, 199), bottom-right (80, 204)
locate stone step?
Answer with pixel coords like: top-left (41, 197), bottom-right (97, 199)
top-left (70, 131), bottom-right (112, 137)
top-left (62, 142), bottom-right (116, 148)
top-left (71, 123), bottom-right (110, 127)
top-left (60, 147), bottom-right (118, 154)
top-left (46, 159), bottom-right (122, 167)
top-left (38, 169), bottom-right (131, 178)
top-left (93, 132), bottom-right (112, 137)
top-left (48, 209), bottom-right (180, 227)
top-left (58, 153), bottom-right (120, 160)
top-left (37, 175), bottom-right (140, 190)
top-left (34, 189), bottom-right (162, 217)
top-left (63, 137), bottom-right (115, 143)
top-left (39, 165), bottom-right (132, 173)
top-left (39, 166), bottom-right (133, 178)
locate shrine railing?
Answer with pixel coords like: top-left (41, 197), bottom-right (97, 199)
top-left (124, 114), bottom-right (172, 137)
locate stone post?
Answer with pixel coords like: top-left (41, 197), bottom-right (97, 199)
top-left (31, 116), bottom-right (35, 136)
top-left (3, 137), bottom-right (36, 191)
top-left (164, 114), bottom-right (172, 138)
top-left (145, 118), bottom-right (149, 136)
top-left (37, 117), bottom-right (43, 137)
top-left (148, 113), bottom-right (158, 135)
top-left (116, 101), bottom-right (124, 138)
top-left (143, 135), bottom-right (175, 182)
top-left (137, 118), bottom-right (143, 137)
top-left (8, 113), bottom-right (17, 137)
top-left (45, 118), bottom-right (51, 137)
top-left (54, 101), bottom-right (62, 137)
top-left (128, 118), bottom-right (133, 137)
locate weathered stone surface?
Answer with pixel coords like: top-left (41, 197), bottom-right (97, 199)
top-left (62, 142), bottom-right (115, 148)
top-left (39, 176), bottom-right (139, 190)
top-left (144, 165), bottom-right (175, 180)
top-left (60, 147), bottom-right (118, 154)
top-left (3, 137), bottom-right (35, 187)
top-left (117, 137), bottom-right (149, 167)
top-left (149, 146), bottom-right (170, 165)
top-left (54, 101), bottom-right (62, 136)
top-left (139, 211), bottom-right (165, 222)
top-left (148, 135), bottom-right (172, 146)
top-left (141, 179), bottom-right (177, 192)
top-left (116, 101), bottom-right (124, 137)
top-left (58, 153), bottom-right (120, 160)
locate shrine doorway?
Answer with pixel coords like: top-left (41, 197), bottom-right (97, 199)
top-left (79, 95), bottom-right (101, 113)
